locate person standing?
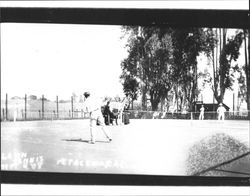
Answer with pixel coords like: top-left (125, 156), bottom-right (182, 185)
top-left (103, 101), bottom-right (115, 125)
top-left (83, 92), bottom-right (112, 144)
top-left (13, 108), bottom-right (17, 122)
top-left (217, 103), bottom-right (226, 120)
top-left (199, 105), bottom-right (205, 120)
top-left (122, 103), bottom-right (130, 125)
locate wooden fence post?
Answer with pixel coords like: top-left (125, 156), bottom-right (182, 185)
top-left (71, 96), bottom-right (74, 119)
top-left (5, 93), bottom-right (8, 120)
top-left (2, 108), bottom-right (5, 121)
top-left (56, 96), bottom-right (59, 119)
top-left (25, 94), bottom-right (27, 120)
top-left (42, 95), bottom-right (44, 119)
top-left (233, 93), bottom-right (235, 119)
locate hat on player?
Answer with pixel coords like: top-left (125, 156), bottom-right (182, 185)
top-left (83, 91), bottom-right (90, 98)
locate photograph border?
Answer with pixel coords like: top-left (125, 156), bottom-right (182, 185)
top-left (0, 7), bottom-right (249, 186)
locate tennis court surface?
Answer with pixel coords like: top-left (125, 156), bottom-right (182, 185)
top-left (1, 119), bottom-right (249, 176)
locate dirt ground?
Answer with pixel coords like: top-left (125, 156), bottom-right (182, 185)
top-left (1, 119), bottom-right (249, 176)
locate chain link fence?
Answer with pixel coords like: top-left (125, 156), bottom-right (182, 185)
top-left (1, 93), bottom-right (249, 121)
top-left (1, 94), bottom-right (89, 121)
top-left (127, 110), bottom-right (249, 120)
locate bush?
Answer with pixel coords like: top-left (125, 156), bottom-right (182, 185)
top-left (186, 133), bottom-right (249, 176)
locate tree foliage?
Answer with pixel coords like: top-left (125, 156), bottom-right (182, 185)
top-left (237, 67), bottom-right (247, 109)
top-left (208, 30), bottom-right (244, 103)
top-left (171, 28), bottom-right (215, 111)
top-left (120, 26), bottom-right (245, 112)
top-left (120, 26), bottom-right (173, 111)
top-left (120, 74), bottom-right (139, 109)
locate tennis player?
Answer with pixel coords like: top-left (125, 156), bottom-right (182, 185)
top-left (217, 103), bottom-right (226, 120)
top-left (83, 92), bottom-right (112, 144)
top-left (199, 105), bottom-right (205, 120)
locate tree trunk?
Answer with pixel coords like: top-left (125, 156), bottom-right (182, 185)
top-left (151, 97), bottom-right (160, 111)
top-left (214, 29), bottom-right (218, 102)
top-left (160, 97), bottom-right (166, 112)
top-left (217, 28), bottom-right (227, 104)
top-left (150, 90), bottom-right (161, 111)
top-left (218, 28), bottom-right (223, 102)
top-left (151, 101), bottom-right (159, 111)
top-left (141, 85), bottom-right (147, 110)
top-left (193, 65), bottom-right (198, 106)
top-left (213, 28), bottom-right (220, 104)
top-left (245, 29), bottom-right (250, 119)
top-left (175, 85), bottom-right (179, 112)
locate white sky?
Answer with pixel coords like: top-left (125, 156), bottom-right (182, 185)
top-left (1, 0), bottom-right (248, 103)
top-left (1, 23), bottom-right (128, 100)
top-left (1, 24), bottom-right (247, 110)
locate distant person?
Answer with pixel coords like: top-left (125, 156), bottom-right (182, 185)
top-left (83, 92), bottom-right (112, 144)
top-left (217, 103), bottom-right (226, 120)
top-left (153, 112), bottom-right (159, 119)
top-left (115, 99), bottom-right (128, 125)
top-left (13, 108), bottom-right (17, 122)
top-left (122, 103), bottom-right (130, 125)
top-left (199, 105), bottom-right (205, 120)
top-left (111, 107), bottom-right (119, 125)
top-left (124, 103), bottom-right (129, 111)
top-left (103, 101), bottom-right (116, 125)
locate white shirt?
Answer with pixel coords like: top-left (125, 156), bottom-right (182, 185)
top-left (217, 106), bottom-right (226, 114)
top-left (200, 107), bottom-right (204, 113)
top-left (83, 96), bottom-right (104, 118)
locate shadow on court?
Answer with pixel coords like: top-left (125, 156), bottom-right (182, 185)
top-left (62, 138), bottom-right (110, 143)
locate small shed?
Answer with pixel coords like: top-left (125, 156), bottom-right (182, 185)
top-left (194, 102), bottom-right (230, 112)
